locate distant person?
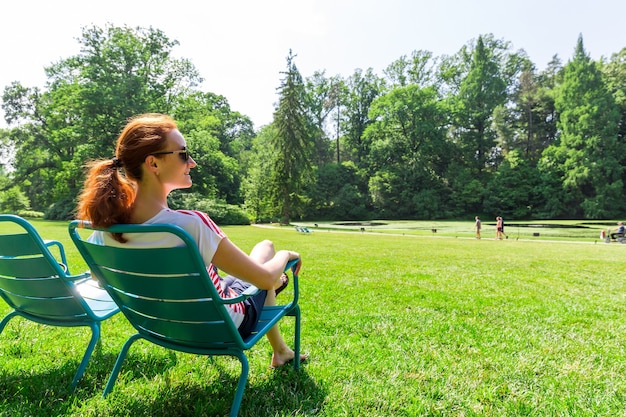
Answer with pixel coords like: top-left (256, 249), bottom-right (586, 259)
top-left (610, 221), bottom-right (625, 240)
top-left (495, 216), bottom-right (503, 240)
top-left (475, 216), bottom-right (481, 239)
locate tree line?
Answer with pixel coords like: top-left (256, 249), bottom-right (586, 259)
top-left (1, 24), bottom-right (625, 223)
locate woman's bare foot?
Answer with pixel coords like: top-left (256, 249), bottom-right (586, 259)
top-left (271, 348), bottom-right (308, 368)
top-left (274, 273), bottom-right (289, 296)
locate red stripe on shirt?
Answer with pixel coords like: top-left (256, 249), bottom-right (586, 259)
top-left (208, 265), bottom-right (245, 314)
top-left (176, 209), bottom-right (243, 315)
top-left (177, 209), bottom-right (225, 238)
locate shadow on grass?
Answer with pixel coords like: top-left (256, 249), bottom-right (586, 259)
top-left (96, 358), bottom-right (325, 417)
top-left (1, 351), bottom-right (325, 417)
top-left (0, 349), bottom-right (178, 416)
top-left (0, 353), bottom-right (112, 416)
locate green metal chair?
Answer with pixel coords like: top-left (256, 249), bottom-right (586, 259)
top-left (0, 214), bottom-right (120, 390)
top-left (68, 220), bottom-right (302, 417)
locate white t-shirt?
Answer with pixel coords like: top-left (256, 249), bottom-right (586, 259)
top-left (88, 209), bottom-right (246, 326)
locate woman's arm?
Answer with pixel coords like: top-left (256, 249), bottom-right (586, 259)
top-left (211, 238), bottom-right (299, 290)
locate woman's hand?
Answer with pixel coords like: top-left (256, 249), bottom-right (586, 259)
top-left (286, 250), bottom-right (300, 261)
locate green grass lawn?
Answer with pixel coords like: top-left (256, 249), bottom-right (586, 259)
top-left (1, 219), bottom-right (626, 416)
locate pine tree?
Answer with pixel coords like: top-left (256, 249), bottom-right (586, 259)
top-left (270, 50), bottom-right (313, 224)
top-left (552, 35), bottom-right (624, 218)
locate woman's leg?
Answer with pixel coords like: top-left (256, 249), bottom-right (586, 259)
top-left (249, 240), bottom-right (286, 292)
top-left (249, 240), bottom-right (307, 367)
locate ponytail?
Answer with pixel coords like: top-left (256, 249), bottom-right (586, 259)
top-left (76, 158), bottom-right (136, 243)
top-left (75, 113), bottom-right (176, 243)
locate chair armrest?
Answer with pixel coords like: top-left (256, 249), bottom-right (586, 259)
top-left (241, 284), bottom-right (260, 296)
top-left (221, 284), bottom-right (260, 304)
top-left (44, 239), bottom-right (68, 267)
top-left (286, 259), bottom-right (301, 307)
top-left (285, 258), bottom-right (301, 275)
top-left (63, 271), bottom-right (92, 283)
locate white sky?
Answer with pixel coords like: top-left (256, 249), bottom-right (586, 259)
top-left (1, 0), bottom-right (625, 129)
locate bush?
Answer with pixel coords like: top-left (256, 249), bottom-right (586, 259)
top-left (16, 210), bottom-right (44, 218)
top-left (44, 197), bottom-right (77, 220)
top-left (0, 186), bottom-right (31, 213)
top-left (168, 193), bottom-right (250, 225)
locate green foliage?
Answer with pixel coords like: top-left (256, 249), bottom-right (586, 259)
top-left (45, 196), bottom-right (78, 220)
top-left (307, 162), bottom-right (370, 220)
top-left (167, 192), bottom-right (250, 225)
top-left (384, 50), bottom-right (437, 88)
top-left (506, 61), bottom-right (560, 163)
top-left (0, 186), bottom-right (31, 213)
top-left (483, 150), bottom-right (542, 218)
top-left (340, 68), bottom-right (384, 165)
top-left (547, 35), bottom-right (624, 218)
top-left (173, 91), bottom-right (255, 204)
top-left (447, 35), bottom-right (519, 178)
top-left (363, 83), bottom-right (452, 218)
top-left (3, 27), bottom-right (626, 222)
top-left (242, 125), bottom-right (280, 223)
top-left (2, 24), bottom-right (202, 213)
top-left (184, 128), bottom-right (237, 201)
top-left (270, 50), bottom-right (314, 223)
top-left (603, 47), bottom-right (626, 143)
top-left (444, 165), bottom-right (485, 217)
top-left (15, 210), bottom-right (44, 218)
top-left (304, 71), bottom-right (341, 166)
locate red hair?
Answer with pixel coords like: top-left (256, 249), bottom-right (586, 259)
top-left (76, 113), bottom-right (177, 242)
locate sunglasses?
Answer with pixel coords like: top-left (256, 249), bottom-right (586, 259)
top-left (150, 148), bottom-right (191, 162)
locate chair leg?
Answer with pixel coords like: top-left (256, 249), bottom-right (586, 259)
top-left (293, 305), bottom-right (301, 370)
top-left (0, 311), bottom-right (18, 334)
top-left (70, 322), bottom-right (101, 391)
top-left (103, 333), bottom-right (143, 398)
top-left (229, 352), bottom-right (249, 417)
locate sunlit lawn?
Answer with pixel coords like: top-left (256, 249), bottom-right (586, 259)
top-left (1, 219), bottom-right (626, 416)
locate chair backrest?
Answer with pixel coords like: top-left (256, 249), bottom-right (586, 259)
top-left (0, 215), bottom-right (92, 322)
top-left (68, 221), bottom-right (245, 350)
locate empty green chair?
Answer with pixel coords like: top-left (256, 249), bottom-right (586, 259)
top-left (0, 214), bottom-right (119, 390)
top-left (68, 220), bottom-right (302, 417)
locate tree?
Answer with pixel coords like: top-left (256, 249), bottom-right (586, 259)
top-left (364, 84), bottom-right (451, 218)
top-left (304, 71), bottom-right (341, 167)
top-left (270, 50), bottom-right (314, 224)
top-left (0, 186), bottom-right (31, 213)
top-left (2, 25), bottom-right (202, 218)
top-left (384, 50), bottom-right (437, 89)
top-left (482, 150), bottom-right (542, 218)
top-left (506, 60), bottom-right (560, 163)
top-left (242, 125), bottom-right (278, 222)
top-left (306, 161), bottom-right (368, 220)
top-left (547, 35), bottom-right (624, 218)
top-left (70, 25), bottom-right (202, 153)
top-left (603, 47), bottom-right (626, 200)
top-left (446, 35), bottom-right (510, 176)
top-left (438, 34), bottom-right (527, 215)
top-left (173, 91), bottom-right (255, 204)
top-left (341, 68), bottom-right (384, 167)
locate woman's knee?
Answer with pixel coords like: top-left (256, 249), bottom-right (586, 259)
top-left (256, 239), bottom-right (275, 252)
top-left (250, 239), bottom-right (275, 261)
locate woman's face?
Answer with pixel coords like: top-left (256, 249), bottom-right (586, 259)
top-left (153, 129), bottom-right (197, 191)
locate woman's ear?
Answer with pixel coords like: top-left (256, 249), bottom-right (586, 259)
top-left (145, 155), bottom-right (159, 174)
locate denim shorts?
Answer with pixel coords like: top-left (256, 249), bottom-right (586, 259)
top-left (222, 276), bottom-right (267, 339)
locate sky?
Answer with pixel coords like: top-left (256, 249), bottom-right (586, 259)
top-left (2, 0), bottom-right (625, 129)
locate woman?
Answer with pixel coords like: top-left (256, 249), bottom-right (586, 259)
top-left (76, 113), bottom-right (306, 368)
top-left (495, 216), bottom-right (503, 240)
